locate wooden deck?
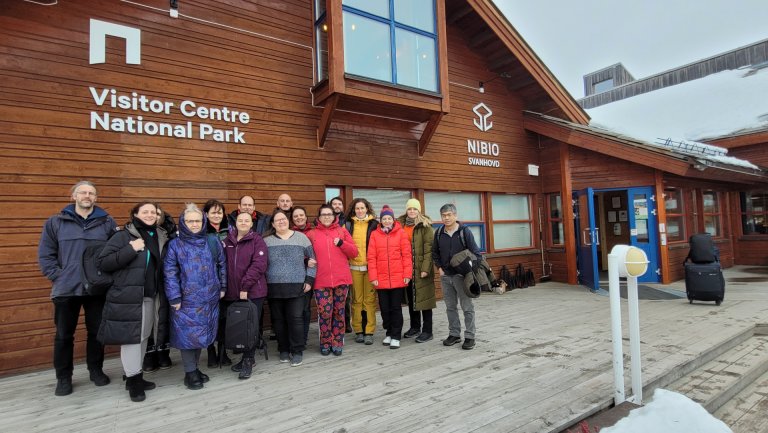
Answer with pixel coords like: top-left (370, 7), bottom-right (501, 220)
top-left (3, 266), bottom-right (768, 433)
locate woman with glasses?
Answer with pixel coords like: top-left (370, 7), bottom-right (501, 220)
top-left (263, 210), bottom-right (316, 366)
top-left (164, 203), bottom-right (226, 390)
top-left (306, 204), bottom-right (358, 356)
top-left (203, 199), bottom-right (231, 368)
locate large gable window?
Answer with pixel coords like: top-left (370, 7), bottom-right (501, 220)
top-left (342, 0), bottom-right (438, 92)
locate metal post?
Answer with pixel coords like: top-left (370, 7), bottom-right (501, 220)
top-left (627, 275), bottom-right (643, 404)
top-left (608, 252), bottom-right (626, 405)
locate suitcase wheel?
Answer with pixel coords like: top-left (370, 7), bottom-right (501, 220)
top-left (715, 299), bottom-right (722, 306)
top-left (688, 299), bottom-right (693, 304)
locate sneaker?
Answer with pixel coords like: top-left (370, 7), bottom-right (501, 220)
top-left (364, 335), bottom-right (374, 345)
top-left (290, 353), bottom-right (303, 367)
top-left (231, 359), bottom-right (243, 372)
top-left (415, 332), bottom-right (433, 343)
top-left (279, 352), bottom-right (291, 363)
top-left (403, 328), bottom-right (420, 338)
top-left (355, 333), bottom-right (365, 343)
top-left (389, 339), bottom-right (400, 349)
top-left (331, 347), bottom-right (343, 356)
top-left (462, 338), bottom-right (476, 350)
top-left (89, 369), bottom-right (110, 386)
top-left (55, 377), bottom-right (73, 396)
top-left (382, 336), bottom-right (392, 346)
top-left (443, 335), bottom-right (462, 346)
top-left (320, 347), bottom-right (331, 356)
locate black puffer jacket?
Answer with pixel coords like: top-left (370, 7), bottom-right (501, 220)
top-left (96, 223), bottom-right (168, 345)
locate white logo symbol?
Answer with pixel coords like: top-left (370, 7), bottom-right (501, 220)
top-left (89, 19), bottom-right (141, 65)
top-left (472, 102), bottom-right (493, 132)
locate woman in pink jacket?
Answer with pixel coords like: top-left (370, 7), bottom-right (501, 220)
top-left (307, 204), bottom-right (358, 356)
top-left (367, 205), bottom-right (413, 349)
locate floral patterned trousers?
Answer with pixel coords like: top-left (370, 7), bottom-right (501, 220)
top-left (314, 285), bottom-right (349, 350)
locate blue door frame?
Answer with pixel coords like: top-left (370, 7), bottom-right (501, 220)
top-left (574, 187), bottom-right (660, 289)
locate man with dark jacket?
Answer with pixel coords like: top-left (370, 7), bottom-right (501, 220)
top-left (431, 203), bottom-right (482, 350)
top-left (38, 181), bottom-right (117, 396)
top-left (227, 195), bottom-right (269, 234)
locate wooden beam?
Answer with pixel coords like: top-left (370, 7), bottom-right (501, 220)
top-left (559, 142), bottom-right (578, 285)
top-left (470, 29), bottom-right (496, 49)
top-left (317, 94), bottom-right (339, 149)
top-left (418, 112), bottom-right (444, 157)
top-left (447, 5), bottom-right (473, 24)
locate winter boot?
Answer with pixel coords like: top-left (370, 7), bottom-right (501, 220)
top-left (125, 374), bottom-right (146, 402)
top-left (184, 370), bottom-right (203, 390)
top-left (142, 351), bottom-right (159, 373)
top-left (123, 372), bottom-right (156, 391)
top-left (157, 349), bottom-right (172, 369)
top-left (238, 357), bottom-right (254, 380)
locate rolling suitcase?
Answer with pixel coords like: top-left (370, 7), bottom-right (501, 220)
top-left (684, 262), bottom-right (725, 305)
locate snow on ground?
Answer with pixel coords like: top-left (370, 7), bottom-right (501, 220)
top-left (601, 389), bottom-right (732, 433)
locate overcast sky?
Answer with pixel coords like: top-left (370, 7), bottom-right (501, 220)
top-left (494, 1), bottom-right (768, 99)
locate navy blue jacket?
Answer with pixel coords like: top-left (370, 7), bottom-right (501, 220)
top-left (431, 223), bottom-right (482, 276)
top-left (38, 205), bottom-right (117, 298)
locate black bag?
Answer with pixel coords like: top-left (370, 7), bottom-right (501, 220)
top-left (684, 262), bottom-right (725, 305)
top-left (225, 301), bottom-right (260, 352)
top-left (687, 233), bottom-right (717, 264)
top-left (81, 240), bottom-right (112, 296)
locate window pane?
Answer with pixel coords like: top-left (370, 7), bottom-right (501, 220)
top-left (394, 0), bottom-right (435, 32)
top-left (493, 222), bottom-right (532, 249)
top-left (343, 12), bottom-right (392, 82)
top-left (635, 219), bottom-right (649, 242)
top-left (667, 216), bottom-right (684, 241)
top-left (424, 191), bottom-right (481, 221)
top-left (664, 187), bottom-right (682, 213)
top-left (703, 191), bottom-right (719, 213)
top-left (492, 194), bottom-right (529, 220)
top-left (316, 24), bottom-right (329, 82)
top-left (704, 215), bottom-right (720, 237)
top-left (549, 195), bottom-right (562, 219)
top-left (551, 221), bottom-right (564, 245)
top-left (394, 29), bottom-right (437, 92)
top-left (343, 0), bottom-right (390, 18)
top-left (467, 225), bottom-right (483, 250)
top-left (352, 188), bottom-right (411, 217)
top-left (325, 187), bottom-right (341, 204)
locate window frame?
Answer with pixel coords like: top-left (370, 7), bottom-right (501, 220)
top-left (314, 1), bottom-right (329, 83)
top-left (546, 193), bottom-right (564, 247)
top-left (701, 190), bottom-right (723, 239)
top-left (341, 0), bottom-right (440, 93)
top-left (664, 186), bottom-right (687, 243)
top-left (489, 193), bottom-right (534, 252)
top-left (424, 190), bottom-right (486, 253)
top-left (740, 190), bottom-right (768, 236)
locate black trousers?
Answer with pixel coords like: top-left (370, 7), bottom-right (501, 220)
top-left (377, 288), bottom-right (404, 340)
top-left (406, 284), bottom-right (433, 334)
top-left (52, 296), bottom-right (105, 379)
top-left (269, 296), bottom-right (306, 354)
top-left (302, 290), bottom-right (313, 345)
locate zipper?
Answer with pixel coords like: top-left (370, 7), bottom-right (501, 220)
top-left (385, 232), bottom-right (391, 289)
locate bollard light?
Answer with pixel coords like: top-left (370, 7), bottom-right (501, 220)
top-left (611, 244), bottom-right (649, 278)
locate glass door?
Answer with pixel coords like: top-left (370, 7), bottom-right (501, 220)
top-left (573, 188), bottom-right (599, 291)
top-left (627, 187), bottom-right (660, 283)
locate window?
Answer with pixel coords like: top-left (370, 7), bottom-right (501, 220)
top-left (424, 191), bottom-right (485, 252)
top-left (664, 187), bottom-right (686, 242)
top-left (325, 186), bottom-right (342, 204)
top-left (314, 0), bottom-right (329, 82)
top-left (342, 0), bottom-right (438, 92)
top-left (702, 190), bottom-right (722, 237)
top-left (547, 194), bottom-right (564, 246)
top-left (491, 194), bottom-right (533, 250)
top-left (352, 188), bottom-right (412, 217)
top-left (740, 191), bottom-right (768, 235)
top-left (594, 78), bottom-right (614, 94)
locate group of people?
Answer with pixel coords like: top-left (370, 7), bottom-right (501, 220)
top-left (38, 181), bottom-right (482, 403)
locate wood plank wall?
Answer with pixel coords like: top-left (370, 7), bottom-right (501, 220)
top-left (0, 1), bottom-right (550, 375)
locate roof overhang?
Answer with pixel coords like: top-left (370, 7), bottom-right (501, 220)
top-left (703, 128), bottom-right (768, 149)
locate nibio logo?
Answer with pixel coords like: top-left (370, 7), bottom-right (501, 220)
top-left (472, 102), bottom-right (493, 132)
top-left (89, 19), bottom-right (141, 64)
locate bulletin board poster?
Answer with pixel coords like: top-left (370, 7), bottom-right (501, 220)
top-left (634, 198), bottom-right (648, 220)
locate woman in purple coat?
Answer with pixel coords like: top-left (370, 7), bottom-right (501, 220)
top-left (222, 212), bottom-right (268, 379)
top-left (164, 203), bottom-right (226, 390)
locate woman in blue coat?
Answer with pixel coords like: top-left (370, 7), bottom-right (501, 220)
top-left (164, 203), bottom-right (226, 390)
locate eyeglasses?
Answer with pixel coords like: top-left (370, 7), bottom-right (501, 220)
top-left (319, 213), bottom-right (334, 217)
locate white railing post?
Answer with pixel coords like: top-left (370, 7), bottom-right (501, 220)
top-left (608, 252), bottom-right (626, 405)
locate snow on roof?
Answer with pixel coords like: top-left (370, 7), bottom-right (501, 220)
top-left (586, 66), bottom-right (768, 170)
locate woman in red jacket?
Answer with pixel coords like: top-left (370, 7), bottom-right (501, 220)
top-left (367, 205), bottom-right (413, 349)
top-left (307, 204), bottom-right (358, 356)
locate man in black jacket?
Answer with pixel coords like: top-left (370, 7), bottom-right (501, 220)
top-left (431, 203), bottom-right (482, 350)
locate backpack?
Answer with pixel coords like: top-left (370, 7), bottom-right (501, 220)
top-left (225, 300), bottom-right (260, 353)
top-left (81, 239), bottom-right (113, 296)
top-left (686, 233), bottom-right (718, 264)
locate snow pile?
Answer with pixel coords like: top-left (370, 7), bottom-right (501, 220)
top-left (601, 389), bottom-right (732, 433)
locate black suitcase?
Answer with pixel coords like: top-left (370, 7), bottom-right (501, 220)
top-left (225, 300), bottom-right (260, 352)
top-left (684, 262), bottom-right (725, 305)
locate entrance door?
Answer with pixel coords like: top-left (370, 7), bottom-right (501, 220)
top-left (627, 187), bottom-right (660, 282)
top-left (573, 188), bottom-right (599, 291)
